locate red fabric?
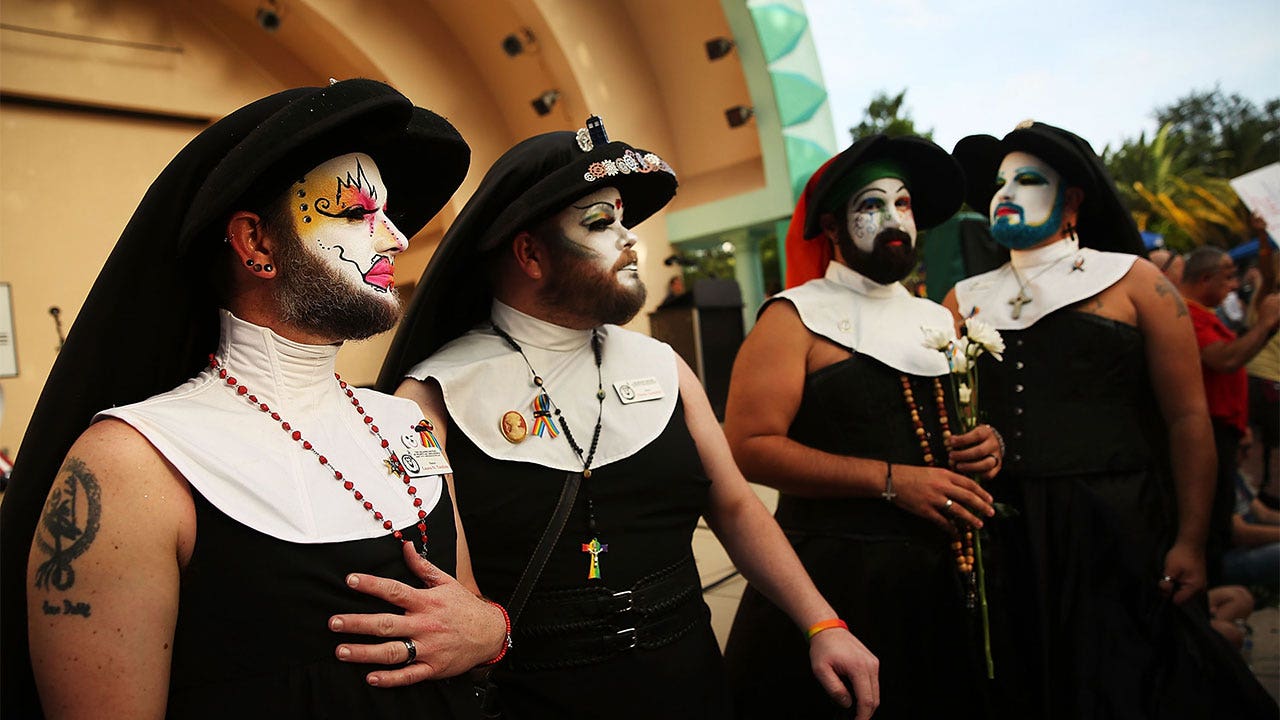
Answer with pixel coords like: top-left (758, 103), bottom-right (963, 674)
top-left (784, 155), bottom-right (840, 289)
top-left (1189, 301), bottom-right (1249, 433)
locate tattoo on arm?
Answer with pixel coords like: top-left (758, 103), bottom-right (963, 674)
top-left (33, 457), bottom-right (102, 616)
top-left (1155, 279), bottom-right (1188, 318)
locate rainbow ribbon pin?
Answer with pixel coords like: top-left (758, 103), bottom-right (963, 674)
top-left (530, 393), bottom-right (559, 439)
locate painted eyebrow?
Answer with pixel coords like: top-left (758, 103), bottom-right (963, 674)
top-left (1013, 167), bottom-right (1048, 176)
top-left (851, 183), bottom-right (908, 203)
top-left (572, 201), bottom-right (616, 211)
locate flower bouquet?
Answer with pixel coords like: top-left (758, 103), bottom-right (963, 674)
top-left (922, 317), bottom-right (1004, 679)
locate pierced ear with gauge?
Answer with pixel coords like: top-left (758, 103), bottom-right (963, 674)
top-left (226, 211), bottom-right (277, 277)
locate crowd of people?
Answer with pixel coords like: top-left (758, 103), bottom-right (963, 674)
top-left (0, 80), bottom-right (1276, 719)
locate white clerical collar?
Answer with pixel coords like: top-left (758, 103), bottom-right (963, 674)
top-left (824, 261), bottom-right (906, 299)
top-left (1009, 237), bottom-right (1078, 273)
top-left (98, 309), bottom-right (446, 544)
top-left (409, 310), bottom-right (680, 472)
top-left (214, 309), bottom-right (341, 411)
top-left (490, 300), bottom-right (593, 352)
top-left (954, 243), bottom-right (1137, 330)
top-left (770, 262), bottom-right (953, 377)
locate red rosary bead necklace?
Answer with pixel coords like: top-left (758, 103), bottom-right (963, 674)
top-left (209, 355), bottom-right (429, 555)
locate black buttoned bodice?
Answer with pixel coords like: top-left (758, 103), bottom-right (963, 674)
top-left (977, 311), bottom-right (1165, 478)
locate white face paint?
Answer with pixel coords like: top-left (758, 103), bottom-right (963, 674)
top-left (844, 177), bottom-right (916, 254)
top-left (288, 152), bottom-right (408, 295)
top-left (990, 151), bottom-right (1062, 229)
top-left (549, 186), bottom-right (640, 285)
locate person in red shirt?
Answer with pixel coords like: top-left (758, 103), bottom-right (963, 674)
top-left (1179, 245), bottom-right (1280, 581)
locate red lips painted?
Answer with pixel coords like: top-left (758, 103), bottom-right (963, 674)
top-left (363, 256), bottom-right (394, 289)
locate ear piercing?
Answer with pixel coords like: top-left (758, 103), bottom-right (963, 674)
top-left (245, 258), bottom-right (272, 273)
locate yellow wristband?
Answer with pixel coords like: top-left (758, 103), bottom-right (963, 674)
top-left (806, 618), bottom-right (848, 640)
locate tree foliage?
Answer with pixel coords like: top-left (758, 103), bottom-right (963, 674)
top-left (849, 90), bottom-right (932, 142)
top-left (1155, 89), bottom-right (1279, 178)
top-left (1103, 88), bottom-right (1279, 249)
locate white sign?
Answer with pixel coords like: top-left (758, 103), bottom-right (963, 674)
top-left (1230, 162), bottom-right (1280, 240)
top-left (0, 284), bottom-right (16, 378)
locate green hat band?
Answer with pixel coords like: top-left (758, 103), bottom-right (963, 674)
top-left (817, 158), bottom-right (909, 216)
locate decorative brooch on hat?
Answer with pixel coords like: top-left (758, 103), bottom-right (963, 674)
top-left (574, 114), bottom-right (672, 182)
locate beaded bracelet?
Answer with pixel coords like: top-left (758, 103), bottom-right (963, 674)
top-left (806, 618), bottom-right (848, 641)
top-left (478, 600), bottom-right (513, 667)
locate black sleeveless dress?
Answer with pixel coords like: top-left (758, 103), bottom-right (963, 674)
top-left (723, 354), bottom-right (988, 720)
top-left (977, 310), bottom-right (1275, 719)
top-left (166, 488), bottom-right (479, 719)
top-left (450, 399), bottom-right (729, 720)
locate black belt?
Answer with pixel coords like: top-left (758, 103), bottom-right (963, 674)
top-left (509, 555), bottom-right (707, 671)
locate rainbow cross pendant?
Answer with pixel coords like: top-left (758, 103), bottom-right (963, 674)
top-left (581, 537), bottom-right (608, 580)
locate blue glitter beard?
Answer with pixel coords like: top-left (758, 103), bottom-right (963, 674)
top-left (990, 186), bottom-right (1066, 250)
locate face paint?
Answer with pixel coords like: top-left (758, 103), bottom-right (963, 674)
top-left (550, 186), bottom-right (639, 280)
top-left (290, 153), bottom-right (408, 294)
top-left (539, 187), bottom-right (647, 325)
top-left (988, 151), bottom-right (1066, 250)
top-left (844, 177), bottom-right (917, 254)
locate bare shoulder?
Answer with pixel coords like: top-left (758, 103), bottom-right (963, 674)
top-left (754, 297), bottom-right (803, 332)
top-left (73, 418), bottom-right (189, 488)
top-left (746, 298), bottom-right (813, 354)
top-left (50, 418), bottom-right (196, 552)
top-left (942, 287), bottom-right (962, 320)
top-left (396, 376), bottom-right (447, 417)
top-left (1124, 257), bottom-right (1189, 320)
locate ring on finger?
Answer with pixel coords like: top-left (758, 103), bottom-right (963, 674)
top-left (943, 498), bottom-right (954, 511)
top-left (402, 638), bottom-right (417, 665)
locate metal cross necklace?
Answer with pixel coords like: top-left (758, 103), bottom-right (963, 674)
top-left (1007, 256), bottom-right (1070, 320)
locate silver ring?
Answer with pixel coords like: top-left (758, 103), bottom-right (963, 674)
top-left (402, 638), bottom-right (417, 665)
top-left (943, 499), bottom-right (954, 510)
top-left (1159, 575), bottom-right (1174, 584)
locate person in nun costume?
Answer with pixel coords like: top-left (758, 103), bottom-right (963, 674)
top-left (5, 79), bottom-right (505, 719)
top-left (720, 134), bottom-right (1002, 719)
top-left (946, 120), bottom-right (1275, 719)
top-left (374, 117), bottom-right (880, 720)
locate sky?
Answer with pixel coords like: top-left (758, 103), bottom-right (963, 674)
top-left (802, 0), bottom-right (1280, 156)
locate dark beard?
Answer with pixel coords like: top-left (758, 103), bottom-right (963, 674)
top-left (270, 226), bottom-right (402, 341)
top-left (540, 232), bottom-right (647, 326)
top-left (840, 227), bottom-right (917, 285)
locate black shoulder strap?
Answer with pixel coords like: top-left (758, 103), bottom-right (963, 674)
top-left (506, 472), bottom-right (580, 626)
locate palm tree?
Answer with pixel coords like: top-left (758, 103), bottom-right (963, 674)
top-left (1104, 123), bottom-right (1248, 250)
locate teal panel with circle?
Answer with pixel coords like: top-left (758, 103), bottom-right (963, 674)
top-left (773, 72), bottom-right (827, 127)
top-left (750, 4), bottom-right (807, 63)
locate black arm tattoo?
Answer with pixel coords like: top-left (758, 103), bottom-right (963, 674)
top-left (33, 457), bottom-right (102, 594)
top-left (1155, 279), bottom-right (1189, 318)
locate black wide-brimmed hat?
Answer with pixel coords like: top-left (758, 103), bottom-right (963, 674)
top-left (802, 133), bottom-right (964, 238)
top-left (0, 78), bottom-right (469, 717)
top-left (952, 120), bottom-right (1144, 255)
top-left (378, 120), bottom-right (677, 391)
top-left (785, 133), bottom-right (963, 288)
top-left (181, 79), bottom-right (469, 249)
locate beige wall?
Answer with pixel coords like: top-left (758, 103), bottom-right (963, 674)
top-left (0, 0), bottom-right (762, 460)
top-left (0, 105), bottom-right (201, 455)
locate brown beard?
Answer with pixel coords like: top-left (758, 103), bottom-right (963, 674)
top-left (539, 231), bottom-right (647, 326)
top-left (269, 222), bottom-right (402, 341)
top-left (839, 226), bottom-right (917, 285)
